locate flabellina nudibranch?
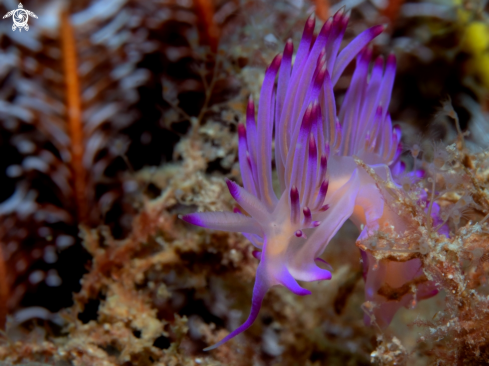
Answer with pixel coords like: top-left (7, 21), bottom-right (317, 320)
top-left (182, 9), bottom-right (439, 350)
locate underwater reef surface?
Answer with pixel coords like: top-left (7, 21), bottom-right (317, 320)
top-left (1, 0), bottom-right (489, 365)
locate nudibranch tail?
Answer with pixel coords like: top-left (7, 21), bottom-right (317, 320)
top-left (203, 262), bottom-right (269, 351)
top-left (204, 237), bottom-right (315, 351)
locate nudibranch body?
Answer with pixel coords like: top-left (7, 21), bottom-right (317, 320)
top-left (182, 9), bottom-right (438, 349)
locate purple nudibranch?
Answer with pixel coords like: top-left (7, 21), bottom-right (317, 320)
top-left (182, 9), bottom-right (439, 350)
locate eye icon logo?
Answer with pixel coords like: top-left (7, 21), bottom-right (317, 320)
top-left (3, 3), bottom-right (38, 32)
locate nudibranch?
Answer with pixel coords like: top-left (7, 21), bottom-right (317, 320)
top-left (182, 9), bottom-right (437, 349)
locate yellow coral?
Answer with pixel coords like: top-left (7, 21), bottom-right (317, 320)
top-left (461, 21), bottom-right (489, 54)
top-left (459, 13), bottom-right (489, 89)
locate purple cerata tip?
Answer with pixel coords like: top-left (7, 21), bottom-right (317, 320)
top-left (374, 55), bottom-right (384, 68)
top-left (284, 38), bottom-right (293, 55)
top-left (247, 95), bottom-right (255, 119)
top-left (305, 13), bottom-right (315, 32)
top-left (268, 53), bottom-right (283, 73)
top-left (226, 179), bottom-right (239, 199)
top-left (319, 204), bottom-right (329, 212)
top-left (252, 251), bottom-right (262, 260)
top-left (238, 123), bottom-right (246, 139)
top-left (387, 52), bottom-right (396, 67)
top-left (181, 214), bottom-right (201, 226)
top-left (371, 24), bottom-right (385, 38)
top-left (334, 6), bottom-right (345, 21)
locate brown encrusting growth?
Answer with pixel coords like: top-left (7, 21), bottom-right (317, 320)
top-left (60, 11), bottom-right (88, 223)
top-left (356, 140), bottom-right (489, 364)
